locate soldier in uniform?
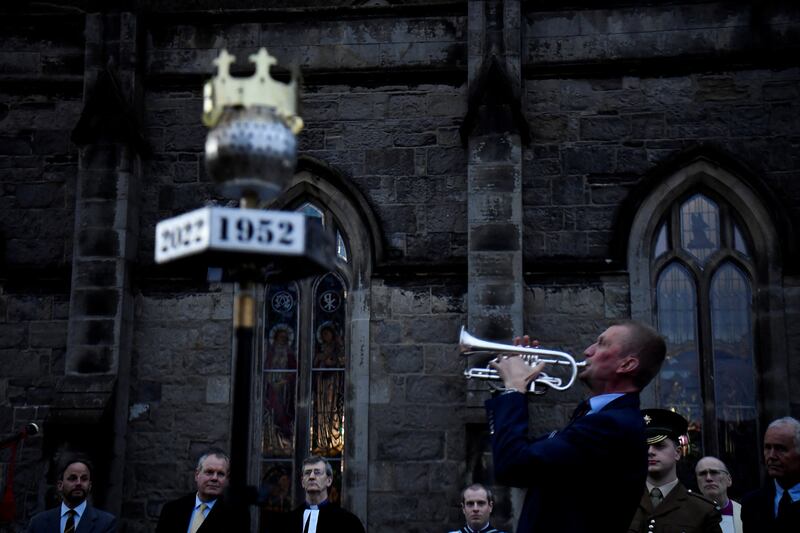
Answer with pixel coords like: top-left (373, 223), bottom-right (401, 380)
top-left (628, 409), bottom-right (722, 533)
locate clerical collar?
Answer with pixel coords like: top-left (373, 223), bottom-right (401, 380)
top-left (305, 499), bottom-right (329, 510)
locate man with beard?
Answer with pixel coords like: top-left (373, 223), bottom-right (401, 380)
top-left (486, 320), bottom-right (667, 533)
top-left (156, 450), bottom-right (237, 533)
top-left (26, 456), bottom-right (117, 533)
top-left (275, 455), bottom-right (364, 533)
top-left (741, 416), bottom-right (800, 532)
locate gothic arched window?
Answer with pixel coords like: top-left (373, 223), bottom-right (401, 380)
top-left (628, 157), bottom-right (786, 496)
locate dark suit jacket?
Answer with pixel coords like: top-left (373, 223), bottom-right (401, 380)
top-left (628, 482), bottom-right (722, 533)
top-left (26, 503), bottom-right (117, 533)
top-left (156, 493), bottom-right (239, 533)
top-left (275, 502), bottom-right (365, 533)
top-left (485, 392), bottom-right (647, 533)
top-left (741, 482), bottom-right (800, 533)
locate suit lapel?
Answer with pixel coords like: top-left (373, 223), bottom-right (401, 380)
top-left (76, 505), bottom-right (94, 533)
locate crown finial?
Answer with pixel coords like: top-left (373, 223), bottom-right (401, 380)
top-left (202, 48), bottom-right (303, 134)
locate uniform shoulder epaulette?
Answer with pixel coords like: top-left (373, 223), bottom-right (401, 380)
top-left (686, 489), bottom-right (720, 508)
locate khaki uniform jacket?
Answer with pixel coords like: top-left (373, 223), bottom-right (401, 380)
top-left (628, 482), bottom-right (723, 533)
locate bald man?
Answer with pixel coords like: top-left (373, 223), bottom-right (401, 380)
top-left (695, 457), bottom-right (741, 533)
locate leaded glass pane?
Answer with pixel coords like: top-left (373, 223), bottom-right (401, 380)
top-left (298, 202), bottom-right (324, 224)
top-left (311, 273), bottom-right (347, 460)
top-left (337, 230), bottom-right (348, 263)
top-left (263, 283), bottom-right (299, 458)
top-left (680, 194), bottom-right (720, 264)
top-left (654, 222), bottom-right (669, 258)
top-left (733, 224), bottom-right (749, 257)
top-left (711, 263), bottom-right (759, 492)
top-left (260, 461), bottom-right (294, 515)
top-left (656, 263), bottom-right (703, 458)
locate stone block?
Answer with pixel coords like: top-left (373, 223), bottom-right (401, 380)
top-left (579, 115), bottom-right (629, 141)
top-left (469, 224), bottom-right (520, 252)
top-left (406, 375), bottom-right (463, 404)
top-left (379, 344), bottom-right (424, 374)
top-left (424, 203), bottom-right (466, 233)
top-left (182, 347), bottom-right (231, 376)
top-left (365, 148), bottom-right (415, 176)
top-left (205, 376), bottom-right (230, 404)
top-left (524, 207), bottom-right (564, 231)
top-left (469, 253), bottom-right (516, 279)
top-left (371, 321), bottom-right (404, 345)
top-left (763, 81), bottom-right (799, 102)
top-left (563, 146), bottom-right (616, 175)
top-left (15, 182), bottom-right (63, 208)
top-left (73, 289), bottom-right (119, 317)
top-left (406, 232), bottom-right (454, 260)
top-left (77, 227), bottom-right (119, 258)
top-left (68, 345), bottom-right (113, 373)
top-left (531, 113), bottom-right (569, 142)
top-left (78, 170), bottom-right (117, 200)
top-left (395, 175), bottom-right (441, 203)
top-left (29, 321), bottom-right (67, 348)
top-left (74, 261), bottom-right (118, 288)
top-left (405, 315), bottom-right (461, 345)
top-left (473, 283), bottom-right (517, 307)
top-left (0, 349), bottom-right (39, 376)
top-left (376, 430), bottom-right (444, 460)
top-left (469, 135), bottom-right (521, 164)
top-left (6, 295), bottom-right (53, 321)
top-left (629, 113), bottom-right (666, 139)
top-left (390, 287), bottom-right (431, 316)
top-left (0, 324), bottom-right (28, 348)
top-left (430, 285), bottom-right (466, 314)
top-left (469, 165), bottom-right (519, 192)
top-left (616, 147), bottom-right (650, 174)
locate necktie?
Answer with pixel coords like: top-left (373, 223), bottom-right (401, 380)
top-left (64, 509), bottom-right (76, 533)
top-left (650, 488), bottom-right (663, 509)
top-left (570, 400), bottom-right (591, 421)
top-left (189, 503), bottom-right (208, 533)
top-left (777, 488), bottom-right (792, 521)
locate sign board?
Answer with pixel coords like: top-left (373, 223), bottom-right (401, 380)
top-left (155, 207), bottom-right (306, 264)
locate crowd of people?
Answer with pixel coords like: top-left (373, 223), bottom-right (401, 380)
top-left (23, 321), bottom-right (800, 532)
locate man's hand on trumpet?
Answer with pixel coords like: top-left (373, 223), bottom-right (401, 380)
top-left (488, 335), bottom-right (546, 393)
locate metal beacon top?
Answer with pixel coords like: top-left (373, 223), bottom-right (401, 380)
top-left (154, 47), bottom-right (334, 280)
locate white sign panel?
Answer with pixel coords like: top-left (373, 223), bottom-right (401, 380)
top-left (155, 207), bottom-right (306, 263)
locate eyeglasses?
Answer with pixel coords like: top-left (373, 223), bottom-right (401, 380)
top-left (696, 469), bottom-right (729, 478)
top-left (302, 468), bottom-right (326, 478)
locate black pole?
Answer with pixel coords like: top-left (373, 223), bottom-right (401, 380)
top-left (229, 280), bottom-right (255, 531)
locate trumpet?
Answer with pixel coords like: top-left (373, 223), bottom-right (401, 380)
top-left (459, 327), bottom-right (586, 394)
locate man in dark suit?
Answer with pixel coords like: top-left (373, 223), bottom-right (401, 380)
top-left (741, 416), bottom-right (800, 533)
top-left (156, 450), bottom-right (237, 533)
top-left (26, 456), bottom-right (117, 533)
top-left (486, 320), bottom-right (667, 533)
top-left (628, 409), bottom-right (721, 533)
top-left (277, 455), bottom-right (364, 533)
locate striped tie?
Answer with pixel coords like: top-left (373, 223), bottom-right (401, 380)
top-left (64, 509), bottom-right (77, 533)
top-left (189, 503), bottom-right (208, 533)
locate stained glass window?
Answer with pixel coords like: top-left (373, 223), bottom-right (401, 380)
top-left (652, 191), bottom-right (759, 494)
top-left (680, 194), bottom-right (720, 264)
top-left (260, 202), bottom-right (350, 514)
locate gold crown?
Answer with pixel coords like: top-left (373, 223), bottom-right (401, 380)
top-left (202, 48), bottom-right (303, 133)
